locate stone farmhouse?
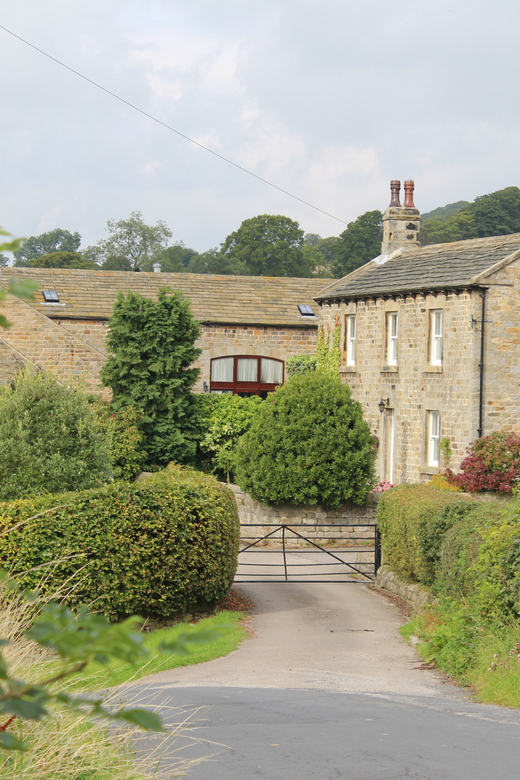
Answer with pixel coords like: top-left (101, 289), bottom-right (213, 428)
top-left (0, 268), bottom-right (331, 397)
top-left (317, 180), bottom-right (520, 485)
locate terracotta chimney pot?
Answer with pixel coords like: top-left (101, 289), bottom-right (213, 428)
top-left (403, 180), bottom-right (415, 208)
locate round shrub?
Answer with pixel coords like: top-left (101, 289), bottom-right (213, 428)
top-left (0, 465), bottom-right (239, 621)
top-left (445, 431), bottom-right (520, 493)
top-left (235, 372), bottom-right (376, 508)
top-left (0, 368), bottom-right (112, 501)
top-left (377, 485), bottom-right (476, 584)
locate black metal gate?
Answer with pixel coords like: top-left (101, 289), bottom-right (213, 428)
top-left (235, 523), bottom-right (381, 583)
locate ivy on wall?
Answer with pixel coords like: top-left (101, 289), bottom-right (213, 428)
top-left (316, 322), bottom-right (341, 377)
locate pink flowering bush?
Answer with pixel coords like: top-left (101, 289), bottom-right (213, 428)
top-left (445, 431), bottom-right (520, 493)
top-left (371, 480), bottom-right (395, 493)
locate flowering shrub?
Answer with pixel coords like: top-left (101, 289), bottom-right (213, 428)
top-left (445, 431), bottom-right (520, 493)
top-left (371, 480), bottom-right (394, 493)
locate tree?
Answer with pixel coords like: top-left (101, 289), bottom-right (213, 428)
top-left (0, 254), bottom-right (8, 266)
top-left (13, 228), bottom-right (81, 266)
top-left (30, 251), bottom-right (98, 269)
top-left (332, 210), bottom-right (382, 277)
top-left (300, 235), bottom-right (340, 278)
top-left (196, 394), bottom-right (262, 481)
top-left (471, 186), bottom-right (520, 237)
top-left (0, 367), bottom-right (112, 501)
top-left (303, 232), bottom-right (321, 246)
top-left (235, 372), bottom-right (376, 507)
top-left (421, 200), bottom-right (470, 224)
top-left (285, 354), bottom-right (317, 377)
top-left (220, 214), bottom-right (313, 277)
top-left (86, 211), bottom-right (172, 271)
top-left (421, 212), bottom-right (477, 245)
top-left (142, 243), bottom-right (198, 273)
top-left (101, 288), bottom-right (202, 466)
top-left (187, 247), bottom-right (239, 275)
top-left (444, 431), bottom-right (520, 493)
top-left (421, 187), bottom-right (520, 245)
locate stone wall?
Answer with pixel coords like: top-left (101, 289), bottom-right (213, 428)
top-left (319, 289), bottom-right (482, 485)
top-left (480, 256), bottom-right (520, 434)
top-left (376, 564), bottom-right (431, 608)
top-left (229, 484), bottom-right (378, 546)
top-left (193, 322), bottom-right (317, 392)
top-left (0, 303), bottom-right (318, 396)
top-left (0, 297), bottom-right (108, 394)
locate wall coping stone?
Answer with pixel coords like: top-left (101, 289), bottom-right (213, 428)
top-left (376, 564), bottom-right (432, 609)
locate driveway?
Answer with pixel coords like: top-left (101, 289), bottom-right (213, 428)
top-left (141, 580), bottom-right (452, 696)
top-left (126, 581), bottom-right (520, 779)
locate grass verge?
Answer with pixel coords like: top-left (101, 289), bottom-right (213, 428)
top-left (400, 599), bottom-right (520, 708)
top-left (63, 610), bottom-right (248, 691)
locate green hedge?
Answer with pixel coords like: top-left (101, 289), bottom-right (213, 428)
top-left (377, 485), bottom-right (477, 584)
top-left (437, 502), bottom-right (508, 599)
top-left (0, 465), bottom-right (239, 621)
top-left (470, 503), bottom-right (520, 621)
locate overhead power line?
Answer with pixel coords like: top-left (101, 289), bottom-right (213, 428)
top-left (0, 23), bottom-right (350, 227)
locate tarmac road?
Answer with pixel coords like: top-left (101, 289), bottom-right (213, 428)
top-left (124, 579), bottom-right (520, 779)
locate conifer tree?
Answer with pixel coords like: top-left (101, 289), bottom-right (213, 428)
top-left (101, 288), bottom-right (202, 466)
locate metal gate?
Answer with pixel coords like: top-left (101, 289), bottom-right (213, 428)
top-left (235, 523), bottom-right (381, 583)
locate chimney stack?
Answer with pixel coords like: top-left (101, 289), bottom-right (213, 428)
top-left (153, 262), bottom-right (162, 273)
top-left (381, 179), bottom-right (421, 255)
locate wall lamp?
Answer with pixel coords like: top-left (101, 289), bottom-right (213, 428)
top-left (203, 381), bottom-right (209, 393)
top-left (378, 397), bottom-right (390, 414)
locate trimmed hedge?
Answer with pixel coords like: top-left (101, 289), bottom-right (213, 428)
top-left (471, 504), bottom-right (520, 621)
top-left (0, 465), bottom-right (239, 621)
top-left (377, 485), bottom-right (476, 585)
top-left (437, 502), bottom-right (508, 599)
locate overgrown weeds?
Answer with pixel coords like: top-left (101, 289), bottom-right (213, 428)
top-left (401, 599), bottom-right (520, 708)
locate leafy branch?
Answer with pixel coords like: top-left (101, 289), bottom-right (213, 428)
top-left (0, 593), bottom-right (227, 751)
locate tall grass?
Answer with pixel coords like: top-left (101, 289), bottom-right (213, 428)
top-left (0, 573), bottom-right (219, 779)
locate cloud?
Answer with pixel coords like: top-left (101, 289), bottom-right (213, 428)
top-left (1, 0), bottom-right (520, 252)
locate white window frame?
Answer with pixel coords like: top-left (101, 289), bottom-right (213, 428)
top-left (427, 411), bottom-right (441, 467)
top-left (346, 315), bottom-right (356, 366)
top-left (387, 312), bottom-right (398, 366)
top-left (430, 309), bottom-right (443, 366)
top-left (384, 407), bottom-right (395, 483)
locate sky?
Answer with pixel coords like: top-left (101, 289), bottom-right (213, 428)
top-left (1, 0), bottom-right (520, 254)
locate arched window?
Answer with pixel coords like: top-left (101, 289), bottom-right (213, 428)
top-left (210, 355), bottom-right (284, 398)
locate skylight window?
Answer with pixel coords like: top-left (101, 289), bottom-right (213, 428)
top-left (298, 304), bottom-right (315, 316)
top-left (42, 290), bottom-right (60, 303)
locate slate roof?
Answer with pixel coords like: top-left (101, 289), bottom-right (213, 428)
top-left (0, 267), bottom-right (332, 327)
top-left (317, 233), bottom-right (520, 301)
